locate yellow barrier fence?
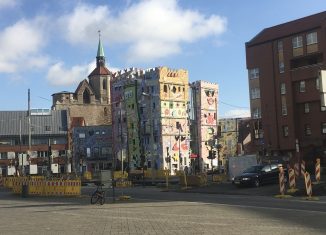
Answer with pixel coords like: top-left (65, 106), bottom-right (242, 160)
top-left (115, 180), bottom-right (132, 188)
top-left (2, 177), bottom-right (81, 197)
top-left (114, 171), bottom-right (128, 179)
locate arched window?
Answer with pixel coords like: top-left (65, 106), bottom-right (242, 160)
top-left (83, 89), bottom-right (90, 104)
top-left (164, 85), bottom-right (168, 93)
top-left (103, 79), bottom-right (107, 90)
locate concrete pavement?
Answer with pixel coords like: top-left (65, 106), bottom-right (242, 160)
top-left (1, 186), bottom-right (326, 235)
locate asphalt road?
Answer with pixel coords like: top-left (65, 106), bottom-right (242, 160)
top-left (0, 185), bottom-right (325, 234)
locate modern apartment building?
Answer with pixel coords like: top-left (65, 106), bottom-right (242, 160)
top-left (0, 109), bottom-right (68, 175)
top-left (246, 11), bottom-right (326, 169)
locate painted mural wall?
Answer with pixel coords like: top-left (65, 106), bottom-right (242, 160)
top-left (159, 67), bottom-right (190, 173)
top-left (124, 83), bottom-right (141, 169)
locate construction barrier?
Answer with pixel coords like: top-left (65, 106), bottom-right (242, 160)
top-left (315, 158), bottom-right (321, 182)
top-left (114, 171), bottom-right (128, 179)
top-left (304, 171), bottom-right (312, 197)
top-left (64, 180), bottom-right (81, 196)
top-left (115, 180), bottom-right (132, 188)
top-left (212, 174), bottom-right (228, 183)
top-left (83, 171), bottom-right (92, 181)
top-left (0, 176), bottom-right (3, 187)
top-left (301, 160), bottom-right (305, 178)
top-left (2, 177), bottom-right (81, 197)
top-left (294, 163), bottom-right (300, 178)
top-left (278, 167), bottom-right (285, 195)
top-left (288, 168), bottom-right (296, 189)
top-left (180, 174), bottom-right (207, 187)
top-left (3, 177), bottom-right (14, 189)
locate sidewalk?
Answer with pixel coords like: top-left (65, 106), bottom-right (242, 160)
top-left (176, 178), bottom-right (326, 199)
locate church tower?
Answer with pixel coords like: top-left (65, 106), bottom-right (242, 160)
top-left (88, 31), bottom-right (112, 104)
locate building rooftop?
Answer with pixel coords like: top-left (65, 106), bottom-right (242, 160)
top-left (246, 11), bottom-right (326, 47)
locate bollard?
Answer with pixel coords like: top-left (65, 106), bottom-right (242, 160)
top-left (304, 171), bottom-right (312, 198)
top-left (288, 168), bottom-right (296, 189)
top-left (301, 160), bottom-right (305, 178)
top-left (279, 167), bottom-right (285, 195)
top-left (315, 158), bottom-right (321, 182)
top-left (294, 163), bottom-right (300, 178)
top-left (165, 168), bottom-right (169, 190)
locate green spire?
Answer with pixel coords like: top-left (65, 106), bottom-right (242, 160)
top-left (97, 30), bottom-right (105, 57)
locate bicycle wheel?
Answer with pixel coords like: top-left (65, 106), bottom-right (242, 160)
top-left (99, 191), bottom-right (105, 205)
top-left (91, 191), bottom-right (100, 204)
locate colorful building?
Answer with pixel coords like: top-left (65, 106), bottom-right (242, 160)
top-left (190, 81), bottom-right (219, 171)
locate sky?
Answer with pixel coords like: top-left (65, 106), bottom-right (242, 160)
top-left (0, 0), bottom-right (325, 118)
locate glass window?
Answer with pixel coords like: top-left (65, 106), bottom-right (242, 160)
top-left (250, 88), bottom-right (260, 99)
top-left (262, 165), bottom-right (271, 172)
top-left (321, 105), bottom-right (326, 112)
top-left (249, 68), bottom-right (259, 79)
top-left (283, 126), bottom-right (289, 137)
top-left (281, 97), bottom-right (287, 116)
top-left (304, 103), bottom-right (310, 113)
top-left (299, 81), bottom-right (305, 92)
top-left (316, 77), bottom-right (320, 90)
top-left (322, 123), bottom-right (326, 134)
top-left (277, 41), bottom-right (283, 52)
top-left (279, 62), bottom-right (284, 73)
top-left (252, 108), bottom-right (261, 119)
top-left (292, 36), bottom-right (303, 48)
top-left (306, 32), bottom-right (317, 45)
top-left (305, 124), bottom-right (311, 136)
top-left (280, 83), bottom-right (286, 95)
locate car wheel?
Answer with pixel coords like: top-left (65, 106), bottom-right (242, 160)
top-left (254, 179), bottom-right (260, 187)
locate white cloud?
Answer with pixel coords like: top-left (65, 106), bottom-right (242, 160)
top-left (222, 109), bottom-right (251, 118)
top-left (0, 0), bottom-right (18, 9)
top-left (47, 59), bottom-right (120, 87)
top-left (46, 62), bottom-right (89, 86)
top-left (60, 0), bottom-right (227, 62)
top-left (0, 17), bottom-right (48, 74)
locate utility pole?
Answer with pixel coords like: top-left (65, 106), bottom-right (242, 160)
top-left (28, 89), bottom-right (31, 151)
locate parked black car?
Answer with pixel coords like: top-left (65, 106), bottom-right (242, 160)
top-left (232, 164), bottom-right (287, 187)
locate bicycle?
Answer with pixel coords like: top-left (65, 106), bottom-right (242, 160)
top-left (91, 183), bottom-right (105, 205)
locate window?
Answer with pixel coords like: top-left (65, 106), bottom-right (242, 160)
top-left (306, 32), bottom-right (317, 45)
top-left (163, 85), bottom-right (168, 93)
top-left (250, 88), bottom-right (260, 99)
top-left (321, 105), bottom-right (326, 112)
top-left (281, 96), bottom-right (287, 116)
top-left (279, 62), bottom-right (284, 73)
top-left (322, 123), bottom-right (326, 134)
top-left (45, 126), bottom-right (51, 131)
top-left (305, 124), bottom-right (311, 136)
top-left (249, 68), bottom-right (259, 79)
top-left (252, 108), bottom-right (261, 119)
top-left (304, 103), bottom-right (310, 113)
top-left (102, 79), bottom-right (107, 90)
top-left (277, 41), bottom-right (283, 52)
top-left (83, 89), bottom-right (90, 104)
top-left (299, 81), bottom-right (305, 92)
top-left (292, 36), bottom-right (303, 48)
top-left (316, 77), bottom-right (320, 90)
top-left (283, 126), bottom-right (289, 137)
top-left (280, 83), bottom-right (286, 95)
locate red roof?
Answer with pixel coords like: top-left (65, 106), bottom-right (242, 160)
top-left (88, 66), bottom-right (111, 77)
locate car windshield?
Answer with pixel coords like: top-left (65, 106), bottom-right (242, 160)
top-left (243, 165), bottom-right (263, 173)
